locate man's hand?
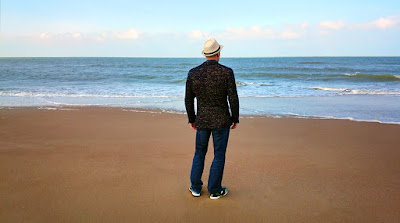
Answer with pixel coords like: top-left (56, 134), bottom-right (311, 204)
top-left (231, 123), bottom-right (238, 129)
top-left (189, 122), bottom-right (197, 130)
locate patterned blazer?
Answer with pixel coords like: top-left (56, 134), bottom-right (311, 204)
top-left (185, 60), bottom-right (239, 129)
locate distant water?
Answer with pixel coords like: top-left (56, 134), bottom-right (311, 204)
top-left (1, 57), bottom-right (400, 123)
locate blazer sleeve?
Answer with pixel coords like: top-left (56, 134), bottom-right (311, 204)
top-left (227, 69), bottom-right (239, 123)
top-left (185, 73), bottom-right (196, 123)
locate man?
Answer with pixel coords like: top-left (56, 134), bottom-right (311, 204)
top-left (185, 38), bottom-right (239, 200)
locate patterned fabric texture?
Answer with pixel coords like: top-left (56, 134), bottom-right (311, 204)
top-left (185, 60), bottom-right (239, 129)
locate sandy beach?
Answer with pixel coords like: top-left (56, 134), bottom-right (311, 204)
top-left (1, 107), bottom-right (400, 222)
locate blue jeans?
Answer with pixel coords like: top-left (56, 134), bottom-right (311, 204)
top-left (190, 127), bottom-right (230, 194)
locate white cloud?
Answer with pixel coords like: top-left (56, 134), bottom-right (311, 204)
top-left (319, 20), bottom-right (346, 30)
top-left (221, 25), bottom-right (271, 39)
top-left (39, 33), bottom-right (51, 40)
top-left (367, 16), bottom-right (400, 29)
top-left (72, 32), bottom-right (83, 39)
top-left (187, 23), bottom-right (309, 41)
top-left (95, 32), bottom-right (108, 42)
top-left (281, 30), bottom-right (302, 39)
top-left (300, 22), bottom-right (309, 29)
top-left (115, 29), bottom-right (141, 40)
top-left (189, 30), bottom-right (212, 40)
top-left (318, 16), bottom-right (400, 31)
top-left (36, 29), bottom-right (142, 42)
top-left (215, 23), bottom-right (308, 40)
top-left (38, 32), bottom-right (84, 41)
top-left (26, 15), bottom-right (400, 45)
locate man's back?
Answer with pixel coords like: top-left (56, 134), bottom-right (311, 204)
top-left (185, 60), bottom-right (239, 129)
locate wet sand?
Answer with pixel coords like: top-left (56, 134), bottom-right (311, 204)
top-left (1, 107), bottom-right (400, 222)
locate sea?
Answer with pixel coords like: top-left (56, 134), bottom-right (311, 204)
top-left (1, 57), bottom-right (400, 124)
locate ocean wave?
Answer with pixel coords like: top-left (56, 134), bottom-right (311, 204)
top-left (256, 83), bottom-right (271, 86)
top-left (343, 72), bottom-right (360, 76)
top-left (279, 114), bottom-right (399, 124)
top-left (239, 72), bottom-right (307, 79)
top-left (169, 79), bottom-right (186, 84)
top-left (246, 82), bottom-right (272, 86)
top-left (238, 72), bottom-right (400, 82)
top-left (298, 62), bottom-right (325, 64)
top-left (121, 73), bottom-right (186, 81)
top-left (239, 72), bottom-right (334, 80)
top-left (122, 108), bottom-right (186, 115)
top-left (37, 107), bottom-right (77, 111)
top-left (241, 111), bottom-right (400, 125)
top-left (341, 89), bottom-right (400, 95)
top-left (343, 72), bottom-right (400, 81)
top-left (236, 81), bottom-right (272, 87)
top-left (178, 63), bottom-right (198, 66)
top-left (311, 87), bottom-right (351, 92)
top-left (239, 95), bottom-right (304, 98)
top-left (310, 87), bottom-right (400, 95)
top-left (236, 81), bottom-right (247, 86)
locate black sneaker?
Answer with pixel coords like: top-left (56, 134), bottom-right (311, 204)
top-left (210, 187), bottom-right (228, 200)
top-left (189, 187), bottom-right (201, 197)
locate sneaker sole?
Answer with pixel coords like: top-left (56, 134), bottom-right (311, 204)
top-left (210, 189), bottom-right (228, 200)
top-left (189, 188), bottom-right (201, 197)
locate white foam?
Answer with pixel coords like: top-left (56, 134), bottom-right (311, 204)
top-left (341, 89), bottom-right (400, 95)
top-left (122, 108), bottom-right (185, 115)
top-left (311, 87), bottom-right (351, 92)
top-left (343, 72), bottom-right (360, 76)
top-left (122, 109), bottom-right (161, 114)
top-left (240, 95), bottom-right (304, 98)
top-left (38, 107), bottom-right (58, 110)
top-left (270, 113), bottom-right (400, 125)
top-left (243, 82), bottom-right (272, 86)
top-left (0, 91), bottom-right (181, 98)
top-left (310, 87), bottom-right (400, 95)
top-left (236, 81), bottom-right (247, 86)
top-left (44, 101), bottom-right (103, 107)
top-left (236, 81), bottom-right (272, 87)
top-left (285, 112), bottom-right (301, 117)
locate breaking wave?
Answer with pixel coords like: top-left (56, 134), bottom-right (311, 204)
top-left (310, 87), bottom-right (400, 95)
top-left (343, 72), bottom-right (400, 81)
top-left (239, 72), bottom-right (400, 82)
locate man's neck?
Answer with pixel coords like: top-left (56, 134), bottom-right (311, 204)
top-left (206, 58), bottom-right (219, 62)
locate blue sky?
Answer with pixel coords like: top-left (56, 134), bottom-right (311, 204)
top-left (0, 0), bottom-right (399, 57)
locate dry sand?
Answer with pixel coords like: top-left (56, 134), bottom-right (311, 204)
top-left (1, 107), bottom-right (400, 222)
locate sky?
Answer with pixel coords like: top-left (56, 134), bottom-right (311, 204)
top-left (0, 0), bottom-right (399, 57)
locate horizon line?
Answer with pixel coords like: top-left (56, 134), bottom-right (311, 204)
top-left (1, 56), bottom-right (400, 58)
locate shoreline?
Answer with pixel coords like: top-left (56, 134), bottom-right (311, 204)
top-left (1, 105), bottom-right (399, 126)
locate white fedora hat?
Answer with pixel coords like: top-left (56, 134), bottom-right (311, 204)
top-left (202, 38), bottom-right (223, 57)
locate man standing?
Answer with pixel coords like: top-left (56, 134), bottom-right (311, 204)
top-left (185, 38), bottom-right (239, 200)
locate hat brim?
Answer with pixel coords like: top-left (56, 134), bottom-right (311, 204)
top-left (202, 45), bottom-right (223, 57)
